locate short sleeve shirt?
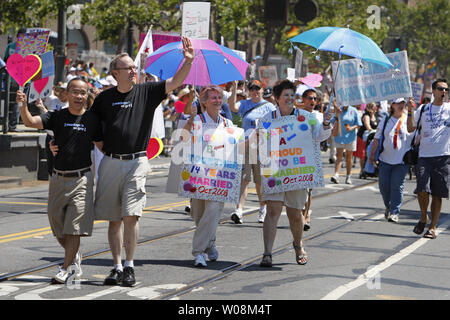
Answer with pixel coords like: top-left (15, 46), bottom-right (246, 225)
top-left (415, 102), bottom-right (450, 157)
top-left (90, 81), bottom-right (166, 154)
top-left (40, 109), bottom-right (102, 170)
top-left (238, 99), bottom-right (276, 136)
top-left (331, 106), bottom-right (362, 144)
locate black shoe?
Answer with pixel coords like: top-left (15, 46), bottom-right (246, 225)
top-left (122, 266), bottom-right (136, 287)
top-left (103, 268), bottom-right (123, 285)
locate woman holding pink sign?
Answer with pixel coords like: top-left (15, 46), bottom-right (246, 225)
top-left (259, 80), bottom-right (332, 267)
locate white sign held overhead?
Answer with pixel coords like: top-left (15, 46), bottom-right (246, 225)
top-left (182, 2), bottom-right (211, 39)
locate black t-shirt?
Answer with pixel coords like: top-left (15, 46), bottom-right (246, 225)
top-left (40, 108), bottom-right (103, 171)
top-left (90, 81), bottom-right (166, 154)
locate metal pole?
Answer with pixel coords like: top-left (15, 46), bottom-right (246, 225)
top-left (2, 71), bottom-right (10, 134)
top-left (234, 27), bottom-right (240, 50)
top-left (55, 3), bottom-right (67, 84)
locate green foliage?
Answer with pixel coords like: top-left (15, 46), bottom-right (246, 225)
top-left (0, 0), bottom-right (78, 35)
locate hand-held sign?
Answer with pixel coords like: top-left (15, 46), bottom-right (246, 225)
top-left (6, 54), bottom-right (42, 106)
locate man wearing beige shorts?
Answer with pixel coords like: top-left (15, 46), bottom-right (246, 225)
top-left (90, 38), bottom-right (194, 286)
top-left (17, 78), bottom-right (102, 284)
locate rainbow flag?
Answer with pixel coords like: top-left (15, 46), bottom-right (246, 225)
top-left (286, 26), bottom-right (300, 38)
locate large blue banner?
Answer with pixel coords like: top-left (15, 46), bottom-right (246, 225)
top-left (332, 51), bottom-right (412, 106)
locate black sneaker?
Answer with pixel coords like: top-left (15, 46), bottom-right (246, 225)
top-left (103, 268), bottom-right (123, 285)
top-left (122, 266), bottom-right (136, 287)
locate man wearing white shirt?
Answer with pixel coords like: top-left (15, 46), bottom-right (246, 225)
top-left (407, 79), bottom-right (449, 239)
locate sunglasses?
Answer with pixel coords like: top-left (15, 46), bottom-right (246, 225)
top-left (306, 96), bottom-right (317, 101)
top-left (436, 87), bottom-right (449, 92)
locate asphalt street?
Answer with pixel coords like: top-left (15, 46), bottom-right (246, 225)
top-left (0, 153), bottom-right (449, 306)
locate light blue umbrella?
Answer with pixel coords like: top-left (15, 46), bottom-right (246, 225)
top-left (289, 26), bottom-right (393, 69)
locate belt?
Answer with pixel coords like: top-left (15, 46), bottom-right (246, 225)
top-left (105, 151), bottom-right (147, 160)
top-left (53, 168), bottom-right (91, 178)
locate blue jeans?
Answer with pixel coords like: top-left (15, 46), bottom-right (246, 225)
top-left (378, 161), bottom-right (409, 215)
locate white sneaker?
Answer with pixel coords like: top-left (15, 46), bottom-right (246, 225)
top-left (194, 253), bottom-right (207, 267)
top-left (231, 208), bottom-right (243, 224)
top-left (388, 214), bottom-right (399, 223)
top-left (345, 176), bottom-right (352, 184)
top-left (258, 206), bottom-right (266, 223)
top-left (330, 175), bottom-right (339, 184)
top-left (53, 266), bottom-right (69, 284)
top-left (206, 245), bottom-right (219, 261)
top-left (72, 252), bottom-right (83, 278)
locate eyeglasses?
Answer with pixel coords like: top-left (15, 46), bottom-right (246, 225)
top-left (306, 96), bottom-right (317, 101)
top-left (115, 66), bottom-right (137, 72)
top-left (69, 90), bottom-right (88, 96)
top-left (436, 87), bottom-right (449, 92)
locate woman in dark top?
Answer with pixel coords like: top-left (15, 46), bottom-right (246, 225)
top-left (355, 102), bottom-right (378, 178)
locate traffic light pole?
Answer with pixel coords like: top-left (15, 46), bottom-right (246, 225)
top-left (55, 4), bottom-right (67, 84)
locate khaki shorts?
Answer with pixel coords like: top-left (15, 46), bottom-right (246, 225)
top-left (262, 189), bottom-right (308, 210)
top-left (94, 155), bottom-right (149, 221)
top-left (242, 163), bottom-right (262, 184)
top-left (47, 170), bottom-right (94, 238)
top-left (335, 140), bottom-right (357, 152)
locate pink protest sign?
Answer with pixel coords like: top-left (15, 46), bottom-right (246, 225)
top-left (257, 113), bottom-right (325, 194)
top-left (152, 31), bottom-right (181, 52)
top-left (6, 54), bottom-right (42, 87)
top-left (15, 31), bottom-right (50, 55)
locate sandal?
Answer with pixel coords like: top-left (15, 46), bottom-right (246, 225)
top-left (259, 254), bottom-right (272, 267)
top-left (423, 229), bottom-right (436, 239)
top-left (293, 242), bottom-right (308, 265)
top-left (413, 221), bottom-right (426, 235)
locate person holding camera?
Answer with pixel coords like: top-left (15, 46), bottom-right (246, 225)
top-left (369, 98), bottom-right (413, 223)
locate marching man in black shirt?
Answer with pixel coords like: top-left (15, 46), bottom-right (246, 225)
top-left (17, 78), bottom-right (103, 284)
top-left (90, 37), bottom-right (194, 286)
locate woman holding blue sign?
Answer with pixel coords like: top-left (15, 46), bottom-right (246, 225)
top-left (368, 98), bottom-right (413, 223)
top-left (259, 80), bottom-right (332, 267)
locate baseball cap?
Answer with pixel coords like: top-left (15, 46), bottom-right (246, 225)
top-left (248, 80), bottom-right (262, 90)
top-left (392, 98), bottom-right (406, 104)
top-left (99, 75), bottom-right (117, 87)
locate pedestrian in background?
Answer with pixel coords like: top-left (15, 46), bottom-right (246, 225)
top-left (330, 105), bottom-right (362, 184)
top-left (228, 80), bottom-right (276, 224)
top-left (369, 98), bottom-right (413, 223)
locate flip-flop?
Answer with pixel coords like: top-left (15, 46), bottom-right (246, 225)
top-left (423, 230), bottom-right (436, 239)
top-left (413, 221), bottom-right (426, 234)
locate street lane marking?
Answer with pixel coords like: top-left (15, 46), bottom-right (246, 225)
top-left (0, 201), bottom-right (47, 206)
top-left (0, 200), bottom-right (189, 244)
top-left (321, 216), bottom-right (450, 300)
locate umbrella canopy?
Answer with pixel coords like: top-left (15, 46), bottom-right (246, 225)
top-left (145, 39), bottom-right (248, 86)
top-left (289, 27), bottom-right (393, 69)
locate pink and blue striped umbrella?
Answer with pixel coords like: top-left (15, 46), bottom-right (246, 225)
top-left (145, 39), bottom-right (248, 86)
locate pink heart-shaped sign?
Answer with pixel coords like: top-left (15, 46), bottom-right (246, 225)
top-left (146, 137), bottom-right (164, 160)
top-left (33, 77), bottom-right (49, 94)
top-left (175, 100), bottom-right (186, 114)
top-left (300, 73), bottom-right (323, 88)
top-left (6, 54), bottom-right (42, 87)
